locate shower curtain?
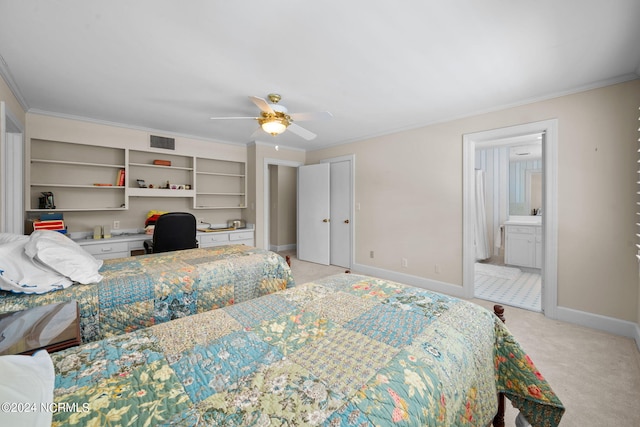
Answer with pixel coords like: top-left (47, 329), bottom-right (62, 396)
top-left (475, 169), bottom-right (490, 260)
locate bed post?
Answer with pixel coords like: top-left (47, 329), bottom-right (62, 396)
top-left (492, 304), bottom-right (506, 427)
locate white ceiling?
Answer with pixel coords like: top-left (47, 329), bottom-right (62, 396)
top-left (1, 1), bottom-right (639, 151)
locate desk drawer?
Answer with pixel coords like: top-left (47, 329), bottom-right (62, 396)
top-left (229, 231), bottom-right (254, 241)
top-left (199, 233), bottom-right (230, 246)
top-left (82, 242), bottom-right (129, 257)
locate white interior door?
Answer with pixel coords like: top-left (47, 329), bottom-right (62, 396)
top-left (297, 163), bottom-right (330, 264)
top-left (330, 161), bottom-right (351, 268)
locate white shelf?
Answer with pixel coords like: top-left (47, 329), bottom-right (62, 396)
top-left (129, 162), bottom-right (193, 171)
top-left (32, 184), bottom-right (125, 189)
top-left (196, 192), bottom-right (245, 196)
top-left (128, 188), bottom-right (196, 197)
top-left (32, 158), bottom-right (125, 168)
top-left (196, 171), bottom-right (245, 177)
top-left (28, 207), bottom-right (127, 212)
top-left (194, 206), bottom-right (247, 210)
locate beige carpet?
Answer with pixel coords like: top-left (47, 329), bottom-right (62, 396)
top-left (281, 250), bottom-right (640, 427)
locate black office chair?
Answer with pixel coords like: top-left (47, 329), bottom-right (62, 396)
top-left (144, 212), bottom-right (198, 254)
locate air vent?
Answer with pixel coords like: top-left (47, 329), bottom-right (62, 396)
top-left (150, 135), bottom-right (175, 150)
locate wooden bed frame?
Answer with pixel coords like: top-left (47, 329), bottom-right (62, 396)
top-left (284, 256), bottom-right (507, 427)
top-left (492, 304), bottom-right (506, 427)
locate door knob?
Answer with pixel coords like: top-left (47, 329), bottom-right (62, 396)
top-left (344, 219), bottom-right (350, 224)
top-left (323, 218), bottom-right (330, 222)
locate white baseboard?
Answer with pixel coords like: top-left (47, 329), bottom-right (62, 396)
top-left (555, 306), bottom-right (640, 351)
top-left (270, 243), bottom-right (296, 252)
top-left (352, 263), bottom-right (468, 298)
top-left (353, 263), bottom-right (640, 351)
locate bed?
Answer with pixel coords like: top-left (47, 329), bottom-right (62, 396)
top-left (0, 244), bottom-right (294, 343)
top-left (46, 273), bottom-right (563, 427)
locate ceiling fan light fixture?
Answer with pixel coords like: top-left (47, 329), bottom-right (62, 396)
top-left (259, 114), bottom-right (290, 136)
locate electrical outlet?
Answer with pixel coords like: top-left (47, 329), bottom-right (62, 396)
top-left (113, 220), bottom-right (120, 230)
top-left (370, 250), bottom-right (374, 258)
top-left (434, 264), bottom-right (440, 274)
top-left (402, 258), bottom-right (408, 268)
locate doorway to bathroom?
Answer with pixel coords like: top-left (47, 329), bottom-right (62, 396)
top-left (462, 120), bottom-right (558, 317)
top-left (474, 135), bottom-right (543, 311)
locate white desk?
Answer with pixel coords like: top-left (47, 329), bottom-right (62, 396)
top-left (74, 227), bottom-right (255, 260)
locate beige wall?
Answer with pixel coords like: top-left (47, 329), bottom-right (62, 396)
top-left (26, 113), bottom-right (247, 232)
top-left (308, 80), bottom-right (640, 323)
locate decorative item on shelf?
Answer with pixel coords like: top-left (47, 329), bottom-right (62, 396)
top-left (93, 225), bottom-right (102, 240)
top-left (136, 179), bottom-right (147, 188)
top-left (116, 169), bottom-right (125, 186)
top-left (34, 212), bottom-right (66, 234)
top-left (38, 192), bottom-right (55, 209)
top-left (227, 219), bottom-right (246, 229)
top-left (153, 159), bottom-right (172, 166)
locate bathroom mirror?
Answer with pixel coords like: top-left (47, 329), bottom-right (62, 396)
top-left (509, 142), bottom-right (542, 216)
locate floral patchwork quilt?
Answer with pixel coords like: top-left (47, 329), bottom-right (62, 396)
top-left (50, 274), bottom-right (564, 426)
top-left (0, 245), bottom-right (294, 343)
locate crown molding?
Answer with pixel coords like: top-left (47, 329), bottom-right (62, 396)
top-left (249, 140), bottom-right (306, 152)
top-left (308, 73), bottom-right (640, 153)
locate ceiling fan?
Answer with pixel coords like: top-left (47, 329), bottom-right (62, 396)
top-left (210, 93), bottom-right (332, 140)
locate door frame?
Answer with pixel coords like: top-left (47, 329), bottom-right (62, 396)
top-left (462, 120), bottom-right (558, 319)
top-left (0, 101), bottom-right (25, 234)
top-left (263, 157), bottom-right (304, 253)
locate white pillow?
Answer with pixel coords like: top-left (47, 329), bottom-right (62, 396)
top-left (24, 230), bottom-right (103, 285)
top-left (0, 350), bottom-right (55, 427)
top-left (0, 233), bottom-right (29, 244)
top-left (0, 239), bottom-right (73, 294)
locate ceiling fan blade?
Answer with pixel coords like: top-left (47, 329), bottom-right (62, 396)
top-left (249, 127), bottom-right (265, 140)
top-left (287, 123), bottom-right (317, 140)
top-left (249, 96), bottom-right (275, 114)
top-left (210, 116), bottom-right (258, 120)
top-left (289, 111), bottom-right (333, 122)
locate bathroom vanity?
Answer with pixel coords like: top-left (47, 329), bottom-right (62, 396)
top-left (504, 217), bottom-right (542, 269)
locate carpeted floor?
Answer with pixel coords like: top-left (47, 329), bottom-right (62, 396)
top-left (281, 250), bottom-right (640, 427)
top-left (474, 263), bottom-right (541, 312)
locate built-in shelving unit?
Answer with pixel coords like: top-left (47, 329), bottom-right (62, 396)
top-left (27, 140), bottom-right (247, 212)
top-left (29, 140), bottom-right (127, 211)
top-left (127, 150), bottom-right (195, 198)
top-left (194, 157), bottom-right (246, 209)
